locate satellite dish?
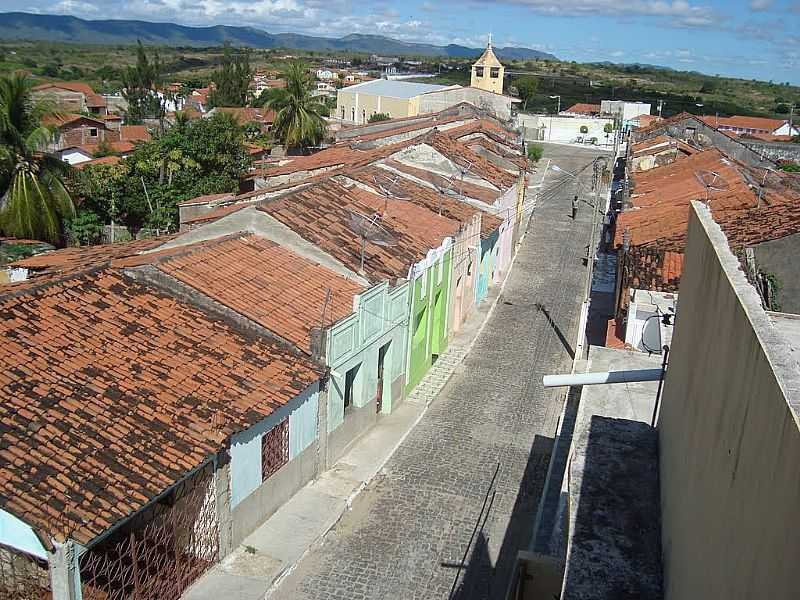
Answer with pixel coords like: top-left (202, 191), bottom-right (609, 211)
top-left (346, 209), bottom-right (397, 274)
top-left (641, 315), bottom-right (663, 354)
top-left (373, 173), bottom-right (410, 200)
top-left (694, 169), bottom-right (730, 204)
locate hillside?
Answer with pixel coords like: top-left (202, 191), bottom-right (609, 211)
top-left (0, 12), bottom-right (556, 61)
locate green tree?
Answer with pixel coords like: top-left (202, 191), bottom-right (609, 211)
top-left (123, 41), bottom-right (164, 125)
top-left (515, 76), bottom-right (539, 111)
top-left (604, 122), bottom-right (614, 143)
top-left (265, 62), bottom-right (327, 151)
top-left (580, 125), bottom-right (589, 135)
top-left (368, 112), bottom-right (390, 123)
top-left (209, 45), bottom-right (252, 108)
top-left (527, 143), bottom-right (544, 162)
top-left (0, 73), bottom-right (75, 244)
top-left (66, 210), bottom-right (104, 246)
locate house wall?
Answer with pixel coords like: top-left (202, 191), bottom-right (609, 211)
top-left (327, 281), bottom-right (409, 424)
top-left (751, 232), bottom-right (800, 315)
top-left (740, 139), bottom-right (800, 163)
top-left (228, 382), bottom-right (321, 544)
top-left (476, 230), bottom-right (498, 305)
top-left (448, 214), bottom-right (481, 336)
top-left (658, 203), bottom-right (800, 600)
top-left (336, 90), bottom-right (416, 124)
top-left (406, 243), bottom-right (453, 393)
top-left (518, 114), bottom-right (615, 145)
top-left (419, 88), bottom-right (514, 121)
top-left (492, 182), bottom-right (520, 284)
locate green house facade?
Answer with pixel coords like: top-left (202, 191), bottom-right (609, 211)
top-left (325, 280), bottom-right (409, 464)
top-left (406, 239), bottom-right (454, 393)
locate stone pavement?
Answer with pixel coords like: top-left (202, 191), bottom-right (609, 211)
top-left (265, 144), bottom-right (606, 600)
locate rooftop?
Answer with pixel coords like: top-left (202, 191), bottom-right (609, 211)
top-left (340, 79), bottom-right (454, 99)
top-left (0, 269), bottom-right (321, 545)
top-left (122, 234), bottom-right (365, 353)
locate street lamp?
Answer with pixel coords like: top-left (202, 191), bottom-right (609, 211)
top-left (548, 95), bottom-right (561, 142)
top-left (549, 95), bottom-right (561, 114)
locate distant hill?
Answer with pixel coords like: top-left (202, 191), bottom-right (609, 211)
top-left (0, 13), bottom-right (557, 61)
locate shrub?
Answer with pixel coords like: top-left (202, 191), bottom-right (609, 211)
top-left (368, 112), bottom-right (390, 123)
top-left (527, 143), bottom-right (544, 162)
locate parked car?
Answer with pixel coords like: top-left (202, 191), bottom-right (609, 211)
top-left (586, 137), bottom-right (598, 145)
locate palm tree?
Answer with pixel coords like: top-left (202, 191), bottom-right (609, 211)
top-left (0, 74), bottom-right (74, 244)
top-left (264, 62), bottom-right (327, 152)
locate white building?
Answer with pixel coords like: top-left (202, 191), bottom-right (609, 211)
top-left (601, 100), bottom-right (652, 127)
top-left (316, 69), bottom-right (339, 81)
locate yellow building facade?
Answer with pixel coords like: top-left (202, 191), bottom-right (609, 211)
top-left (470, 40), bottom-right (505, 95)
top-left (336, 80), bottom-right (452, 124)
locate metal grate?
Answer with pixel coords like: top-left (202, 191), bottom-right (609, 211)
top-left (0, 545), bottom-right (50, 600)
top-left (80, 466), bottom-right (218, 600)
top-left (262, 418), bottom-right (289, 481)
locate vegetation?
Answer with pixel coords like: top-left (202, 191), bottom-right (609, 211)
top-left (73, 112), bottom-right (250, 232)
top-left (580, 125), bottom-right (589, 134)
top-left (515, 76), bottom-right (539, 111)
top-left (123, 41), bottom-right (165, 124)
top-left (368, 112), bottom-right (390, 123)
top-left (526, 143), bottom-right (544, 162)
top-left (209, 45), bottom-right (252, 108)
top-left (0, 73), bottom-right (75, 244)
top-left (265, 62), bottom-right (327, 151)
top-left (779, 162), bottom-right (800, 172)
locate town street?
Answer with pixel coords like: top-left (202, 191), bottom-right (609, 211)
top-left (267, 144), bottom-right (609, 600)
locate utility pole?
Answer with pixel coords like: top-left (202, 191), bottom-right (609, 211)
top-left (657, 99), bottom-right (664, 118)
top-left (585, 159), bottom-right (601, 302)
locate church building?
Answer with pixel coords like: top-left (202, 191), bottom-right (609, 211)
top-left (470, 37), bottom-right (505, 95)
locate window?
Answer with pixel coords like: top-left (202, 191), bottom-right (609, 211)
top-left (467, 261), bottom-right (473, 276)
top-left (351, 107), bottom-right (356, 122)
top-left (362, 109), bottom-right (366, 124)
top-left (89, 127), bottom-right (98, 137)
top-left (490, 67), bottom-right (500, 78)
top-left (341, 107), bottom-right (345, 119)
top-left (261, 418), bottom-right (289, 480)
top-left (475, 66), bottom-right (484, 78)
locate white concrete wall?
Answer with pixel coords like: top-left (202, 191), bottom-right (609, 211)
top-left (658, 202), bottom-right (800, 600)
top-left (517, 114), bottom-right (615, 145)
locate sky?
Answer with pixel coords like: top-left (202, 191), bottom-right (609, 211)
top-left (7, 0), bottom-right (800, 84)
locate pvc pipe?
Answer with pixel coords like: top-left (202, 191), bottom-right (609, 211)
top-left (542, 368), bottom-right (663, 388)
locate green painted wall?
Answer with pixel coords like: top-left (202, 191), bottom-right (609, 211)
top-left (406, 246), bottom-right (453, 393)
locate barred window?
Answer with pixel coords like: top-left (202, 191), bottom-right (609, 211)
top-left (262, 418), bottom-right (289, 480)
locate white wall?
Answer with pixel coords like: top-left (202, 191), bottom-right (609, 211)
top-left (517, 114), bottom-right (615, 144)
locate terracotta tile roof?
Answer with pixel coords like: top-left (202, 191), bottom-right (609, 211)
top-left (444, 119), bottom-right (519, 147)
top-left (253, 146), bottom-right (374, 178)
top-left (630, 135), bottom-right (698, 159)
top-left (255, 179), bottom-right (435, 282)
top-left (616, 148), bottom-right (800, 253)
top-left (80, 141), bottom-right (136, 156)
top-left (426, 132), bottom-right (517, 189)
top-left (348, 187), bottom-right (461, 251)
top-left (379, 160), bottom-right (500, 205)
top-left (182, 203), bottom-right (248, 226)
top-left (738, 132), bottom-right (794, 142)
top-left (700, 115), bottom-right (788, 133)
top-left (351, 115), bottom-right (465, 143)
top-left (11, 236), bottom-right (174, 278)
top-left (121, 234), bottom-right (365, 353)
top-left (34, 81), bottom-right (96, 96)
top-left (347, 165), bottom-right (503, 238)
top-left (634, 115), bottom-right (663, 128)
top-left (211, 107), bottom-right (276, 125)
top-left (119, 125), bottom-right (151, 142)
top-left (621, 247), bottom-right (684, 293)
top-left (564, 103), bottom-right (600, 115)
top-left (43, 113), bottom-right (106, 129)
top-left (0, 269), bottom-right (321, 545)
top-left (178, 192), bottom-right (237, 207)
top-left (73, 155), bottom-right (121, 170)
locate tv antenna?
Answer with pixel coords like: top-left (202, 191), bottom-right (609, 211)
top-left (434, 174), bottom-right (463, 215)
top-left (346, 209), bottom-right (397, 274)
top-left (694, 170), bottom-right (730, 204)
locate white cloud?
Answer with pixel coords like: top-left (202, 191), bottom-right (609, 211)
top-left (749, 0), bottom-right (771, 10)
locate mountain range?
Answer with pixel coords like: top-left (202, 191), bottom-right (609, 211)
top-left (0, 12), bottom-right (557, 61)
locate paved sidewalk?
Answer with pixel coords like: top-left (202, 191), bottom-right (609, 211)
top-left (182, 266), bottom-right (509, 600)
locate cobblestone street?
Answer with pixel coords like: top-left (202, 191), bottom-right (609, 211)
top-left (268, 145), bottom-right (608, 600)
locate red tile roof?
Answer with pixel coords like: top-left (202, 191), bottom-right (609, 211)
top-left (700, 115), bottom-right (788, 133)
top-left (376, 160), bottom-right (499, 204)
top-left (80, 141), bottom-right (136, 156)
top-left (33, 82), bottom-right (106, 108)
top-left (11, 236), bottom-right (174, 278)
top-left (43, 113), bottom-right (106, 129)
top-left (73, 155), bottom-right (122, 170)
top-left (426, 131), bottom-right (517, 189)
top-left (178, 192), bottom-right (237, 207)
top-left (121, 235), bottom-right (365, 353)
top-left (0, 269), bottom-right (321, 545)
top-left (119, 125), bottom-right (151, 142)
top-left (346, 165), bottom-right (502, 239)
top-left (351, 115), bottom-right (465, 143)
top-left (563, 103), bottom-right (600, 115)
top-left (616, 148), bottom-right (800, 252)
top-left (211, 107), bottom-right (276, 125)
top-left (255, 179), bottom-right (440, 282)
